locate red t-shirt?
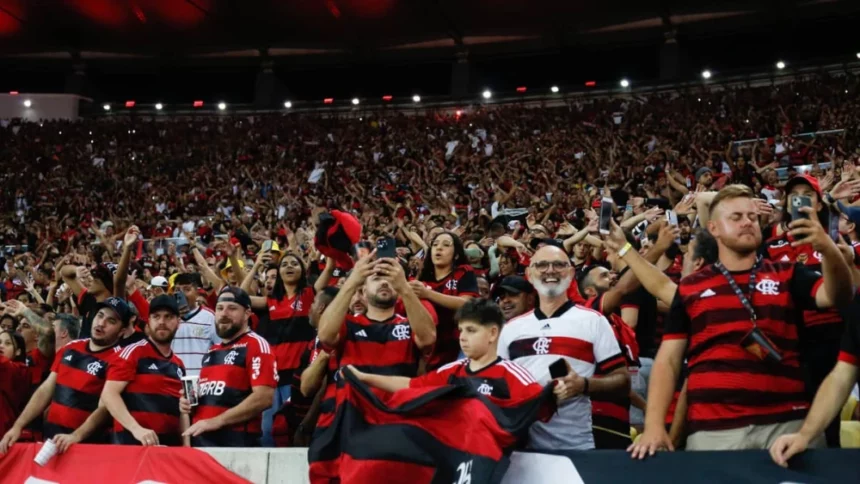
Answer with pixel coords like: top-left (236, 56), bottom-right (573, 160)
top-left (0, 356), bottom-right (30, 436)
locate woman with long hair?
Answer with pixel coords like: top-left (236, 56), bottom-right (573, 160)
top-left (0, 330), bottom-right (30, 437)
top-left (409, 232), bottom-right (479, 369)
top-left (243, 251), bottom-right (335, 447)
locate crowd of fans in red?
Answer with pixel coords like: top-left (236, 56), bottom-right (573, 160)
top-left (1, 72), bottom-right (860, 473)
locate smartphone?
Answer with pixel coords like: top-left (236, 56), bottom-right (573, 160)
top-left (829, 209), bottom-right (841, 243)
top-left (599, 197), bottom-right (613, 235)
top-left (174, 291), bottom-right (189, 315)
top-left (376, 237), bottom-right (397, 260)
top-left (666, 209), bottom-right (679, 227)
top-left (549, 358), bottom-right (569, 379)
top-left (790, 195), bottom-right (812, 221)
top-left (261, 240), bottom-right (274, 253)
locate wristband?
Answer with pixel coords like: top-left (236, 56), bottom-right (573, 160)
top-left (582, 377), bottom-right (590, 395)
top-left (617, 242), bottom-right (633, 258)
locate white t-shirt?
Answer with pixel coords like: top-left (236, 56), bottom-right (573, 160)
top-left (497, 301), bottom-right (623, 450)
top-left (171, 305), bottom-right (220, 376)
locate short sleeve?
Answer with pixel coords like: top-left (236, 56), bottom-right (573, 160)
top-left (790, 262), bottom-right (822, 310)
top-left (838, 318), bottom-right (860, 367)
top-left (501, 361), bottom-right (542, 400)
top-left (50, 347), bottom-right (66, 373)
top-left (456, 270), bottom-right (480, 297)
top-left (620, 290), bottom-right (640, 311)
top-left (107, 351), bottom-right (138, 382)
top-left (593, 316), bottom-right (624, 374)
top-left (408, 365), bottom-right (453, 389)
top-left (497, 327), bottom-right (511, 360)
top-left (663, 289), bottom-right (691, 341)
top-left (247, 340), bottom-right (278, 388)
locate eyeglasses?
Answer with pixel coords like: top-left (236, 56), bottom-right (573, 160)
top-left (531, 261), bottom-right (571, 272)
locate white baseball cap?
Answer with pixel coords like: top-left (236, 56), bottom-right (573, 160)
top-left (150, 276), bottom-right (169, 289)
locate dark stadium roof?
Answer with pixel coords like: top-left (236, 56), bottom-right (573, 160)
top-left (1, 1), bottom-right (859, 102)
top-left (0, 0), bottom-right (858, 61)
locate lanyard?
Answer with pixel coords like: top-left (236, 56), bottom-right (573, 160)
top-left (714, 257), bottom-right (761, 324)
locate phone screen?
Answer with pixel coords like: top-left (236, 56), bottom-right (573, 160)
top-left (599, 197), bottom-right (613, 234)
top-left (790, 195), bottom-right (812, 221)
top-left (376, 237), bottom-right (397, 260)
top-left (261, 240), bottom-right (274, 253)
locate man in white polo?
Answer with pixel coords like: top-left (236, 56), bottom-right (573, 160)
top-left (498, 246), bottom-right (630, 450)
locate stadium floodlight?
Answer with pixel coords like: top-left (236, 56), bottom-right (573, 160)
top-left (482, 90), bottom-right (492, 99)
top-left (620, 79), bottom-right (630, 88)
top-left (550, 86), bottom-right (559, 93)
top-left (856, 53), bottom-right (860, 59)
top-left (284, 101), bottom-right (292, 108)
top-left (776, 61), bottom-right (786, 70)
top-left (352, 98), bottom-right (360, 105)
top-left (23, 99), bottom-right (31, 107)
top-left (218, 102), bottom-right (226, 111)
top-left (412, 94), bottom-right (421, 103)
top-left (155, 103), bottom-right (163, 110)
top-left (103, 104), bottom-right (111, 111)
top-left (701, 70), bottom-right (712, 79)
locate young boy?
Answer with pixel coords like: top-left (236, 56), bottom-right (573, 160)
top-left (349, 298), bottom-right (542, 403)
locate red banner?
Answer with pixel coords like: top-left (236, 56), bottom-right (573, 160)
top-left (0, 443), bottom-right (251, 484)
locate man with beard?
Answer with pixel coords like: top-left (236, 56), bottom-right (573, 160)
top-left (631, 185), bottom-right (853, 456)
top-left (497, 246), bottom-right (630, 450)
top-left (491, 276), bottom-right (535, 321)
top-left (0, 298), bottom-right (127, 454)
top-left (313, 254), bottom-right (436, 479)
top-left (180, 287), bottom-right (277, 447)
top-left (102, 295), bottom-right (186, 446)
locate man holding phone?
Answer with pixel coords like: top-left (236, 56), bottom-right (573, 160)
top-left (172, 273), bottom-right (219, 377)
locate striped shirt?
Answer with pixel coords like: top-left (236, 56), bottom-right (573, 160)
top-left (666, 260), bottom-right (822, 432)
top-left (171, 305), bottom-right (219, 376)
top-left (409, 357), bottom-right (542, 404)
top-left (497, 301), bottom-right (625, 450)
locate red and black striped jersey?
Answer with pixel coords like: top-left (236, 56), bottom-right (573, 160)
top-left (761, 230), bottom-right (843, 337)
top-left (666, 260), bottom-right (822, 432)
top-left (259, 286), bottom-right (316, 386)
top-left (44, 339), bottom-right (120, 440)
top-left (192, 331), bottom-right (277, 447)
top-left (108, 338), bottom-right (186, 446)
top-left (409, 357), bottom-right (542, 404)
top-left (585, 295), bottom-right (639, 442)
top-left (838, 296), bottom-right (860, 368)
top-left (419, 265), bottom-right (479, 368)
top-left (284, 338), bottom-right (317, 432)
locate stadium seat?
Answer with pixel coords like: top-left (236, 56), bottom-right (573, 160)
top-left (841, 396), bottom-right (858, 421)
top-left (841, 421), bottom-right (860, 448)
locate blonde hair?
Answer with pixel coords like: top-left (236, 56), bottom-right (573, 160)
top-left (708, 184), bottom-right (754, 217)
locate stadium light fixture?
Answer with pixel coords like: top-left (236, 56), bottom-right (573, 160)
top-left (103, 104), bottom-right (111, 111)
top-left (482, 90), bottom-right (492, 99)
top-left (284, 101), bottom-right (292, 109)
top-left (856, 53), bottom-right (860, 59)
top-left (352, 98), bottom-right (360, 105)
top-left (550, 86), bottom-right (559, 93)
top-left (155, 103), bottom-right (163, 110)
top-left (23, 99), bottom-right (31, 107)
top-left (412, 95), bottom-right (421, 103)
top-left (620, 79), bottom-right (630, 88)
top-left (218, 102), bottom-right (227, 111)
top-left (9, 91), bottom-right (18, 95)
top-left (776, 61), bottom-right (786, 70)
top-left (701, 70), bottom-right (712, 79)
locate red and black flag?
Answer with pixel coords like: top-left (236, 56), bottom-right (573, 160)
top-left (314, 210), bottom-right (362, 270)
top-left (308, 368), bottom-right (556, 484)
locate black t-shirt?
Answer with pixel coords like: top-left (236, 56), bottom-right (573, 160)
top-left (77, 289), bottom-right (100, 339)
top-left (838, 294), bottom-right (860, 373)
top-left (621, 286), bottom-right (659, 359)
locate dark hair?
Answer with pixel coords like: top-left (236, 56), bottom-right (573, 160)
top-left (576, 263), bottom-right (609, 297)
top-left (0, 314), bottom-right (19, 332)
top-left (0, 330), bottom-right (26, 363)
top-left (271, 253), bottom-right (308, 301)
top-left (419, 232), bottom-right (469, 282)
top-left (174, 272), bottom-right (201, 288)
top-left (691, 229), bottom-right (719, 266)
top-left (318, 286), bottom-right (340, 306)
top-left (455, 298), bottom-right (505, 328)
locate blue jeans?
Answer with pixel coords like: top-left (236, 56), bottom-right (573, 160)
top-left (261, 385), bottom-right (291, 447)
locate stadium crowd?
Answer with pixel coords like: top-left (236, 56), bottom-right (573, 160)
top-left (1, 71), bottom-right (860, 475)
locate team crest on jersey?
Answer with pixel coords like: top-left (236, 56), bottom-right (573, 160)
top-left (769, 239), bottom-right (789, 249)
top-left (813, 251), bottom-right (822, 261)
top-left (223, 350), bottom-right (239, 365)
top-left (445, 279), bottom-right (459, 291)
top-left (392, 324), bottom-right (411, 341)
top-left (292, 299), bottom-right (304, 311)
top-left (476, 382), bottom-right (493, 395)
top-left (533, 337), bottom-right (552, 355)
top-left (86, 361), bottom-right (103, 376)
top-left (755, 279), bottom-right (780, 296)
top-left (177, 367), bottom-right (184, 378)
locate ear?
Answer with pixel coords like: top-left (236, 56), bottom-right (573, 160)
top-left (707, 218), bottom-right (718, 237)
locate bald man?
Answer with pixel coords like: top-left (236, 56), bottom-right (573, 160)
top-left (497, 246), bottom-right (630, 450)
